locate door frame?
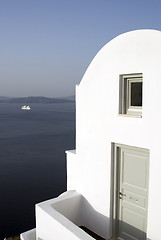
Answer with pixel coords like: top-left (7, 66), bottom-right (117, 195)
top-left (111, 143), bottom-right (149, 239)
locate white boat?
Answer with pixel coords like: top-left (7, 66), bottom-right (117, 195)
top-left (21, 105), bottom-right (31, 110)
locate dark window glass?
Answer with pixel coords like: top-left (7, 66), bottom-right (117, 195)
top-left (131, 82), bottom-right (142, 106)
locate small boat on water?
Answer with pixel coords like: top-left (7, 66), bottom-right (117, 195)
top-left (21, 105), bottom-right (31, 110)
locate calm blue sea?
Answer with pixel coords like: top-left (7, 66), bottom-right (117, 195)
top-left (0, 102), bottom-right (75, 239)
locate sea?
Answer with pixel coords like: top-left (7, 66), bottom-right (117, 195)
top-left (0, 102), bottom-right (75, 239)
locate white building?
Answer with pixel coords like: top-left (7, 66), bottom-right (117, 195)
top-left (20, 29), bottom-right (161, 240)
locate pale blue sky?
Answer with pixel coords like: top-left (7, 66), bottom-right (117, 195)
top-left (1, 0), bottom-right (161, 97)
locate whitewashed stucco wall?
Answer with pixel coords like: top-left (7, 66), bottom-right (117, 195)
top-left (67, 30), bottom-right (161, 239)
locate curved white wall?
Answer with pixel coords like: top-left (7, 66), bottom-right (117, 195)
top-left (67, 30), bottom-right (161, 239)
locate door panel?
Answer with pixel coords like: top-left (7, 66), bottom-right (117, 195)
top-left (114, 144), bottom-right (149, 240)
top-left (122, 151), bottom-right (148, 189)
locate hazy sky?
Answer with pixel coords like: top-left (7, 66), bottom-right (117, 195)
top-left (1, 0), bottom-right (161, 97)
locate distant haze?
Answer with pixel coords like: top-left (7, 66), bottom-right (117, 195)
top-left (0, 96), bottom-right (75, 103)
top-left (1, 1), bottom-right (161, 97)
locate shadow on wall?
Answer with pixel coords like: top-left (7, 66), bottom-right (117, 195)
top-left (52, 192), bottom-right (110, 239)
top-left (112, 219), bottom-right (152, 240)
top-left (80, 197), bottom-right (152, 240)
top-left (80, 196), bottom-right (110, 239)
top-left (52, 192), bottom-right (151, 240)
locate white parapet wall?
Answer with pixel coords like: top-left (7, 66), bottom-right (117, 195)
top-left (36, 190), bottom-right (93, 240)
top-left (20, 228), bottom-right (36, 240)
top-left (35, 190), bottom-right (109, 240)
top-left (66, 150), bottom-right (77, 190)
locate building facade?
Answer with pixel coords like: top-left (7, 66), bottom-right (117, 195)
top-left (21, 29), bottom-right (161, 240)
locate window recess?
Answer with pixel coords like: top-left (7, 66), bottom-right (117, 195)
top-left (119, 73), bottom-right (143, 117)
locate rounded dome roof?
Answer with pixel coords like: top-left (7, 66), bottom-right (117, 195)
top-left (79, 29), bottom-right (161, 87)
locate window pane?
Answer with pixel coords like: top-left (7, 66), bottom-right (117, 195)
top-left (131, 82), bottom-right (142, 106)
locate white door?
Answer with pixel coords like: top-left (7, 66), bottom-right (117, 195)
top-left (113, 144), bottom-right (149, 240)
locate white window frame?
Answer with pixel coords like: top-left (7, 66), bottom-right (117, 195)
top-left (119, 73), bottom-right (143, 117)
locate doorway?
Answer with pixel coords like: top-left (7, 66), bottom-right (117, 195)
top-left (112, 143), bottom-right (149, 240)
